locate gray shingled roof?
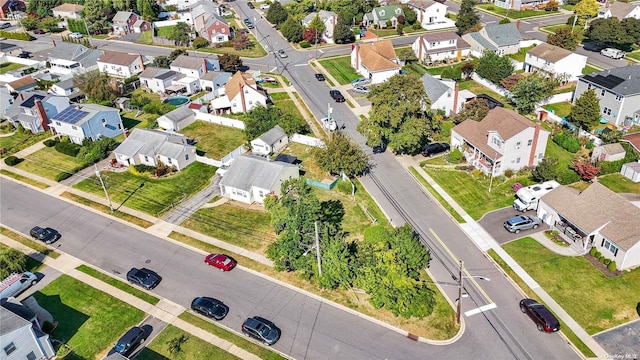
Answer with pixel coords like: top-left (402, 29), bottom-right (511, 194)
top-left (220, 156), bottom-right (298, 192)
top-left (113, 11), bottom-right (135, 23)
top-left (115, 129), bottom-right (193, 159)
top-left (161, 106), bottom-right (193, 124)
top-left (469, 32), bottom-right (497, 50)
top-left (484, 23), bottom-right (521, 47)
top-left (579, 65), bottom-right (640, 96)
top-left (170, 55), bottom-right (205, 70)
top-left (302, 10), bottom-right (337, 25)
top-left (0, 305), bottom-right (31, 336)
top-left (257, 125), bottom-right (286, 145)
top-left (421, 73), bottom-right (450, 103)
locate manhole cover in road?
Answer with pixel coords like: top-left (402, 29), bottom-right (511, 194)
top-left (145, 259), bottom-right (151, 264)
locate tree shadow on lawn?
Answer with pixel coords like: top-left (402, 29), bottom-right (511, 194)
top-left (133, 347), bottom-right (171, 360)
top-left (30, 293), bottom-right (89, 354)
top-left (121, 116), bottom-right (142, 130)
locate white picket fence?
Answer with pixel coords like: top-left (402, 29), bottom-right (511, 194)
top-left (471, 73), bottom-right (513, 99)
top-left (290, 133), bottom-right (324, 147)
top-left (537, 108), bottom-right (603, 146)
top-left (153, 19), bottom-right (184, 28)
top-left (196, 155), bottom-right (222, 167)
top-left (221, 145), bottom-right (247, 166)
top-left (195, 112), bottom-right (245, 130)
top-left (538, 92), bottom-right (573, 107)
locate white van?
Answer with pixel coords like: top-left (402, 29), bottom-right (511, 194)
top-left (0, 272), bottom-right (38, 304)
top-left (600, 48), bottom-right (626, 59)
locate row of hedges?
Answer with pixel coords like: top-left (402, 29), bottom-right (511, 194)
top-left (0, 30), bottom-right (32, 41)
top-left (589, 247), bottom-right (617, 272)
top-left (55, 141), bottom-right (82, 157)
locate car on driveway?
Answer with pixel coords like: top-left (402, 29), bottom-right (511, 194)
top-left (243, 18), bottom-right (254, 29)
top-left (33, 29), bottom-right (45, 34)
top-left (242, 316), bottom-right (281, 345)
top-left (112, 326), bottom-right (148, 356)
top-left (69, 32), bottom-right (83, 39)
top-left (315, 73), bottom-right (325, 81)
top-left (330, 90), bottom-right (345, 102)
top-left (126, 268), bottom-right (161, 290)
top-left (17, 51), bottom-right (31, 58)
top-left (353, 85), bottom-right (370, 94)
top-left (30, 226), bottom-right (60, 244)
top-left (421, 143), bottom-right (450, 157)
top-left (503, 215), bottom-right (540, 233)
top-left (260, 3), bottom-right (270, 10)
top-left (351, 77), bottom-right (370, 86)
top-left (204, 253), bottom-right (236, 271)
top-left (0, 22), bottom-right (11, 29)
top-left (277, 49), bottom-right (287, 58)
top-left (247, 2), bottom-right (255, 9)
top-left (519, 299), bottom-right (560, 333)
top-left (191, 296), bottom-right (229, 320)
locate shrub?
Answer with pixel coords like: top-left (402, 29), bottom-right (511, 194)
top-left (557, 170), bottom-right (580, 184)
top-left (566, 15), bottom-right (576, 25)
top-left (132, 164), bottom-right (155, 175)
top-left (363, 225), bottom-right (388, 243)
top-left (499, 18), bottom-right (511, 24)
top-left (192, 37), bottom-right (209, 49)
top-left (299, 41), bottom-right (311, 48)
top-left (503, 169), bottom-right (514, 178)
top-left (412, 23), bottom-right (422, 30)
top-left (4, 156), bottom-right (23, 166)
top-left (41, 321), bottom-right (54, 334)
top-left (603, 258), bottom-right (611, 266)
top-left (55, 172), bottom-right (73, 182)
top-left (447, 148), bottom-right (464, 163)
top-left (0, 30), bottom-right (32, 41)
top-left (441, 66), bottom-right (462, 81)
top-left (598, 159), bottom-right (625, 175)
top-left (598, 254), bottom-right (604, 262)
top-left (472, 169), bottom-right (485, 178)
top-left (334, 179), bottom-right (352, 195)
top-left (589, 247), bottom-right (597, 256)
top-left (43, 139), bottom-right (58, 147)
top-left (55, 141), bottom-right (81, 157)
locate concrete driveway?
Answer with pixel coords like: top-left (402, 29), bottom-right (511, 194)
top-left (478, 207), bottom-right (549, 244)
top-left (593, 320), bottom-right (640, 360)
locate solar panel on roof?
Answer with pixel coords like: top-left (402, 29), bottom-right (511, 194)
top-left (54, 106), bottom-right (89, 124)
top-left (21, 94), bottom-right (45, 109)
top-left (585, 74), bottom-right (625, 90)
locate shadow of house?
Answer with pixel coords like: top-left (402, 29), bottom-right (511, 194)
top-left (30, 293), bottom-right (90, 350)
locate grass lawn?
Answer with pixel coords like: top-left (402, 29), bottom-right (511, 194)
top-left (409, 168), bottom-right (466, 223)
top-left (137, 325), bottom-right (240, 360)
top-left (156, 25), bottom-right (175, 38)
top-left (120, 111), bottom-right (159, 132)
top-left (599, 173), bottom-right (640, 194)
top-left (0, 131), bottom-right (50, 156)
top-left (458, 79), bottom-right (513, 109)
top-left (180, 121), bottom-right (246, 160)
top-left (198, 30), bottom-right (267, 58)
top-left (0, 243), bottom-right (44, 274)
top-left (76, 265), bottom-right (160, 305)
top-left (32, 275), bottom-right (145, 359)
top-left (502, 237), bottom-right (640, 334)
top-left (0, 169), bottom-right (50, 189)
top-left (279, 142), bottom-right (326, 181)
top-left (626, 51), bottom-right (640, 61)
top-left (368, 28), bottom-right (398, 37)
top-left (0, 62), bottom-right (24, 74)
top-left (14, 147), bottom-right (87, 181)
top-left (433, 120), bottom-right (455, 142)
top-left (181, 203), bottom-right (276, 254)
top-left (73, 162), bottom-right (217, 216)
top-left (138, 30), bottom-right (153, 44)
top-left (425, 63), bottom-right (463, 77)
top-left (540, 23), bottom-right (569, 34)
top-left (561, 4), bottom-right (574, 11)
top-left (476, 4), bottom-right (555, 18)
top-left (403, 62), bottom-right (429, 77)
top-left (508, 45), bottom-right (536, 62)
top-left (271, 93), bottom-right (306, 125)
top-left (582, 64), bottom-right (599, 74)
top-left (318, 56), bottom-right (361, 85)
top-left (423, 167), bottom-right (535, 220)
top-left (61, 192), bottom-right (154, 228)
top-left (0, 226), bottom-right (60, 259)
top-left (545, 138), bottom-right (574, 175)
top-left (543, 102), bottom-right (572, 118)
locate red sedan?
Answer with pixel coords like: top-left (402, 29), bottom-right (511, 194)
top-left (204, 254), bottom-right (236, 271)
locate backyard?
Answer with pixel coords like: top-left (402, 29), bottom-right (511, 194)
top-left (179, 121), bottom-right (246, 160)
top-left (598, 173), bottom-right (640, 194)
top-left (0, 62), bottom-right (24, 74)
top-left (318, 56), bottom-right (361, 85)
top-left (14, 146), bottom-right (87, 181)
top-left (32, 275), bottom-right (145, 359)
top-left (269, 91), bottom-right (307, 127)
top-left (137, 325), bottom-right (240, 360)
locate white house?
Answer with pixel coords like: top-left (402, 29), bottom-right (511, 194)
top-left (49, 104), bottom-right (124, 144)
top-left (420, 73), bottom-right (474, 116)
top-left (412, 31), bottom-right (471, 64)
top-left (462, 23), bottom-right (521, 56)
top-left (451, 107), bottom-right (549, 175)
top-left (170, 74), bottom-right (201, 95)
top-left (621, 162), bottom-right (640, 182)
top-left (199, 71), bottom-right (232, 93)
top-left (537, 182), bottom-right (640, 270)
top-left (48, 79), bottom-right (82, 100)
top-left (210, 71), bottom-right (267, 114)
top-left (406, 0), bottom-right (454, 30)
top-left (32, 42), bottom-right (103, 76)
top-left (139, 67), bottom-right (179, 93)
top-left (351, 40), bottom-right (401, 85)
top-left (302, 10), bottom-right (338, 44)
top-left (251, 125), bottom-right (288, 156)
top-left (157, 105), bottom-right (195, 131)
top-left (591, 143), bottom-right (626, 163)
top-left (0, 304), bottom-right (56, 360)
top-left (97, 51), bottom-right (145, 79)
top-left (51, 3), bottom-right (83, 24)
top-left (597, 1), bottom-right (640, 20)
top-left (170, 55), bottom-right (208, 78)
top-left (219, 155), bottom-right (300, 204)
top-left (524, 42), bottom-right (587, 81)
top-left (114, 129), bottom-right (197, 170)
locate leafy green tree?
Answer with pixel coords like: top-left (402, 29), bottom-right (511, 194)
top-left (218, 53), bottom-right (243, 73)
top-left (267, 1), bottom-right (289, 26)
top-left (192, 37), bottom-right (209, 49)
top-left (601, 129), bottom-right (623, 144)
top-left (67, 19), bottom-right (87, 34)
top-left (20, 16), bottom-right (39, 31)
top-left (621, 18), bottom-right (640, 44)
top-left (398, 48), bottom-right (418, 63)
top-left (312, 131), bottom-right (369, 177)
top-left (510, 74), bottom-right (556, 114)
top-left (573, 0), bottom-right (599, 25)
top-left (475, 51), bottom-right (515, 84)
top-left (451, 98), bottom-right (489, 124)
top-left (333, 13), bottom-right (354, 44)
top-left (39, 17), bottom-right (60, 32)
top-left (152, 56), bottom-right (170, 68)
top-left (244, 106), bottom-right (279, 140)
top-left (0, 248), bottom-right (26, 279)
top-left (281, 16), bottom-right (303, 43)
top-left (77, 138), bottom-right (117, 164)
top-left (168, 49), bottom-right (187, 62)
top-left (358, 75), bottom-right (438, 154)
top-left (586, 18), bottom-right (634, 46)
top-left (317, 232), bottom-right (355, 289)
top-left (308, 13), bottom-right (326, 36)
top-left (27, 0), bottom-right (61, 17)
top-left (531, 157), bottom-right (558, 182)
top-left (168, 22), bottom-right (192, 46)
top-left (568, 88), bottom-right (600, 130)
top-left (137, 0), bottom-right (159, 21)
top-left (81, 1), bottom-right (110, 33)
top-left (456, 0), bottom-right (480, 34)
top-left (547, 26), bottom-right (583, 50)
top-left (401, 4), bottom-right (417, 24)
top-left (112, 0), bottom-right (137, 12)
top-left (73, 71), bottom-right (118, 104)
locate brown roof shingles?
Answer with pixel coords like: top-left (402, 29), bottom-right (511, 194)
top-left (7, 76), bottom-right (37, 90)
top-left (357, 40), bottom-right (400, 72)
top-left (51, 3), bottom-right (84, 12)
top-left (623, 133), bottom-right (640, 152)
top-left (224, 71), bottom-right (259, 102)
top-left (527, 42), bottom-right (572, 63)
top-left (97, 51), bottom-right (140, 67)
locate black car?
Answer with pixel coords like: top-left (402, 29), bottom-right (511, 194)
top-left (421, 143), bottom-right (450, 157)
top-left (315, 73), bottom-right (325, 81)
top-left (582, 41), bottom-right (606, 52)
top-left (191, 297), bottom-right (229, 320)
top-left (519, 299), bottom-right (560, 333)
top-left (0, 22), bottom-right (10, 29)
top-left (126, 268), bottom-right (161, 290)
top-left (30, 226), bottom-right (60, 244)
top-left (330, 90), bottom-right (345, 102)
top-left (17, 52), bottom-right (31, 58)
top-left (242, 316), bottom-right (281, 345)
top-left (372, 142), bottom-right (387, 154)
top-left (247, 2), bottom-right (255, 8)
top-left (113, 326), bottom-right (148, 356)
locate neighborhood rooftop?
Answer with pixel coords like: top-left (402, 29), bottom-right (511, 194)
top-left (527, 43), bottom-right (574, 63)
top-left (52, 103), bottom-right (117, 125)
top-left (171, 55), bottom-right (206, 70)
top-left (115, 129), bottom-right (193, 159)
top-left (357, 40), bottom-right (399, 72)
top-left (97, 51), bottom-right (141, 66)
top-left (484, 23), bottom-right (521, 47)
top-left (580, 65), bottom-right (640, 96)
top-left (257, 125), bottom-right (286, 145)
top-left (220, 156), bottom-right (298, 192)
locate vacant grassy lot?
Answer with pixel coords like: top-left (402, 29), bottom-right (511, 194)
top-left (180, 121), bottom-right (246, 159)
top-left (137, 325), bottom-right (240, 360)
top-left (14, 147), bottom-right (87, 181)
top-left (279, 142), bottom-right (326, 181)
top-left (409, 168), bottom-right (466, 223)
top-left (76, 264), bottom-right (160, 305)
top-left (74, 162), bottom-right (217, 216)
top-left (270, 92), bottom-right (306, 125)
top-left (0, 169), bottom-right (49, 189)
top-left (0, 226), bottom-right (60, 259)
top-left (318, 56), bottom-right (361, 85)
top-left (32, 276), bottom-right (145, 359)
top-left (543, 102), bottom-right (572, 118)
top-left (599, 173), bottom-right (640, 194)
top-left (0, 62), bottom-right (24, 74)
top-left (477, 4), bottom-right (555, 18)
top-left (502, 237), bottom-right (640, 334)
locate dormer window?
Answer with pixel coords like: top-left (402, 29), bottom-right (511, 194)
top-left (379, 10), bottom-right (385, 16)
top-left (395, 8), bottom-right (402, 14)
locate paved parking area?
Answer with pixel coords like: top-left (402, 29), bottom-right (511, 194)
top-left (593, 320), bottom-right (640, 360)
top-left (478, 207), bottom-right (549, 244)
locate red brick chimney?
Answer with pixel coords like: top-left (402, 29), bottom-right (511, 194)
top-left (452, 82), bottom-right (459, 115)
top-left (528, 124), bottom-right (541, 167)
top-left (516, 20), bottom-right (521, 30)
top-left (138, 54), bottom-right (145, 70)
top-left (18, 92), bottom-right (24, 101)
top-left (202, 58), bottom-right (207, 74)
top-left (239, 82), bottom-right (246, 113)
top-left (34, 99), bottom-right (49, 131)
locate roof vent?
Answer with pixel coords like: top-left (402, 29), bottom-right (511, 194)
top-left (75, 105), bottom-right (82, 110)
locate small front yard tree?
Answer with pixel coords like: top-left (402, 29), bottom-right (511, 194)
top-left (475, 51), bottom-right (514, 85)
top-left (307, 14), bottom-right (326, 40)
top-left (168, 22), bottom-right (193, 46)
top-left (572, 160), bottom-right (600, 181)
top-left (218, 54), bottom-right (243, 72)
top-left (333, 13), bottom-right (355, 44)
top-left (568, 88), bottom-right (600, 130)
top-left (456, 0), bottom-right (481, 34)
top-left (510, 74), bottom-right (556, 114)
top-left (401, 4), bottom-right (418, 25)
top-left (547, 26), bottom-right (583, 50)
top-left (531, 157), bottom-right (558, 182)
top-left (267, 1), bottom-right (289, 27)
top-left (0, 248), bottom-right (26, 279)
top-left (312, 131), bottom-right (369, 177)
top-left (233, 33), bottom-right (251, 50)
top-left (281, 16), bottom-right (304, 43)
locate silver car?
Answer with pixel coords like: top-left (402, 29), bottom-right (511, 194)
top-left (503, 215), bottom-right (540, 233)
top-left (353, 85), bottom-right (370, 94)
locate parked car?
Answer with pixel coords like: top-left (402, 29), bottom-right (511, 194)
top-left (0, 22), bottom-right (11, 29)
top-left (17, 51), bottom-right (31, 58)
top-left (242, 316), bottom-right (281, 345)
top-left (330, 90), bottom-right (345, 102)
top-left (353, 85), bottom-right (370, 94)
top-left (315, 73), bottom-right (325, 81)
top-left (0, 272), bottom-right (38, 304)
top-left (33, 29), bottom-right (45, 34)
top-left (69, 32), bottom-right (83, 39)
top-left (519, 299), bottom-right (560, 333)
top-left (503, 215), bottom-right (540, 233)
top-left (204, 253), bottom-right (237, 271)
top-left (372, 142), bottom-right (387, 154)
top-left (191, 297), bottom-right (229, 320)
top-left (351, 77), bottom-right (370, 86)
top-left (247, 2), bottom-right (255, 8)
top-left (582, 41), bottom-right (606, 52)
top-left (260, 3), bottom-right (270, 10)
top-left (126, 268), bottom-right (161, 290)
top-left (112, 326), bottom-right (148, 356)
top-left (600, 48), bottom-right (625, 59)
top-left (243, 18), bottom-right (254, 29)
top-left (277, 49), bottom-right (287, 58)
top-left (30, 226), bottom-right (60, 244)
top-left (256, 76), bottom-right (277, 83)
top-left (421, 143), bottom-right (450, 157)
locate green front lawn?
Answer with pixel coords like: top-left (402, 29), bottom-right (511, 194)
top-left (14, 147), bottom-right (87, 181)
top-left (270, 93), bottom-right (306, 126)
top-left (76, 265), bottom-right (159, 305)
top-left (540, 23), bottom-right (569, 34)
top-left (32, 276), bottom-right (145, 359)
top-left (137, 325), bottom-right (240, 360)
top-left (73, 162), bottom-right (217, 216)
top-left (503, 237), bottom-right (640, 334)
top-left (0, 226), bottom-right (60, 259)
top-left (0, 131), bottom-right (50, 156)
top-left (582, 64), bottom-right (599, 74)
top-left (367, 27), bottom-right (397, 37)
top-left (179, 121), bottom-right (246, 160)
top-left (476, 4), bottom-right (556, 18)
top-left (626, 51), bottom-right (640, 62)
top-left (318, 56), bottom-right (361, 85)
top-left (0, 62), bottom-right (25, 74)
top-left (599, 173), bottom-right (640, 194)
top-left (409, 168), bottom-right (466, 223)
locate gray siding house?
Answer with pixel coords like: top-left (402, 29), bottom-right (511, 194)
top-left (1, 304), bottom-right (55, 360)
top-left (462, 23), bottom-right (521, 56)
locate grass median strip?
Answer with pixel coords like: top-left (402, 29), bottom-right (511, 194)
top-left (408, 168), bottom-right (466, 223)
top-left (0, 226), bottom-right (60, 259)
top-left (0, 243), bottom-right (45, 273)
top-left (76, 264), bottom-right (160, 305)
top-left (178, 312), bottom-right (287, 360)
top-left (0, 169), bottom-right (50, 189)
top-left (61, 192), bottom-right (154, 228)
top-left (137, 324), bottom-right (241, 360)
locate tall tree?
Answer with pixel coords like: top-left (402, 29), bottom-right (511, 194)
top-left (232, 33), bottom-right (251, 50)
top-left (0, 248), bottom-right (26, 279)
top-left (531, 157), bottom-right (558, 182)
top-left (168, 49), bottom-right (187, 62)
top-left (510, 74), bottom-right (556, 114)
top-left (568, 88), bottom-right (600, 130)
top-left (27, 0), bottom-right (61, 17)
top-left (333, 13), bottom-right (354, 44)
top-left (266, 1), bottom-right (289, 26)
top-left (451, 98), bottom-right (489, 124)
top-left (401, 4), bottom-right (417, 25)
top-left (218, 53), bottom-right (243, 73)
top-left (312, 131), bottom-right (369, 177)
top-left (456, 0), bottom-right (480, 34)
top-left (152, 56), bottom-right (170, 68)
top-left (73, 71), bottom-right (118, 104)
top-left (475, 51), bottom-right (515, 84)
top-left (281, 16), bottom-right (303, 43)
top-left (308, 14), bottom-right (326, 37)
top-left (621, 18), bottom-right (640, 44)
top-left (586, 18), bottom-right (634, 46)
top-left (573, 0), bottom-right (599, 25)
top-left (168, 22), bottom-right (192, 46)
top-left (81, 1), bottom-right (110, 33)
top-left (547, 26), bottom-right (583, 50)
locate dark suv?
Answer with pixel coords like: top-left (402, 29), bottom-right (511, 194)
top-left (242, 316), bottom-right (281, 345)
top-left (421, 143), bottom-right (450, 157)
top-left (126, 268), bottom-right (161, 290)
top-left (30, 226), bottom-right (61, 244)
top-left (113, 326), bottom-right (148, 356)
top-left (519, 299), bottom-right (560, 333)
top-left (330, 90), bottom-right (345, 102)
top-left (191, 297), bottom-right (229, 320)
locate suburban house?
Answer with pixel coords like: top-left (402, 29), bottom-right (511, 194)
top-left (112, 11), bottom-right (142, 35)
top-left (32, 42), bottom-right (103, 76)
top-left (420, 73), bottom-right (474, 116)
top-left (97, 51), bottom-right (145, 78)
top-left (190, 1), bottom-right (225, 29)
top-left (573, 65), bottom-right (640, 128)
top-left (0, 303), bottom-right (56, 360)
top-left (139, 67), bottom-right (179, 93)
top-left (219, 155), bottom-right (300, 205)
top-left (5, 76), bottom-right (37, 93)
top-left (597, 1), bottom-right (640, 20)
top-left (0, 41), bottom-right (22, 56)
top-left (200, 14), bottom-right (231, 44)
top-left (406, 0), bottom-right (454, 30)
top-left (591, 143), bottom-right (626, 163)
top-left (114, 129), bottom-right (197, 170)
top-left (5, 91), bottom-right (69, 133)
top-left (199, 71), bottom-right (232, 93)
top-left (411, 31), bottom-right (471, 64)
top-left (462, 23), bottom-right (521, 56)
top-left (621, 162), bottom-right (640, 182)
top-left (450, 107), bottom-right (549, 175)
top-left (251, 125), bottom-right (289, 156)
top-left (170, 55), bottom-right (208, 78)
top-left (494, 0), bottom-right (555, 11)
top-left (210, 71), bottom-right (267, 114)
top-left (537, 182), bottom-right (640, 270)
top-left (48, 79), bottom-right (83, 101)
top-left (157, 105), bottom-right (195, 131)
top-left (0, 0), bottom-right (25, 19)
top-left (523, 42), bottom-right (587, 81)
top-left (132, 19), bottom-right (152, 33)
top-left (350, 40), bottom-right (401, 84)
top-left (363, 5), bottom-right (404, 28)
top-left (51, 3), bottom-right (83, 24)
top-left (302, 11), bottom-right (338, 44)
top-left (49, 104), bottom-right (124, 144)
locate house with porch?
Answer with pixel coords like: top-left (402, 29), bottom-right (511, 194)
top-left (114, 129), bottom-right (196, 170)
top-left (462, 23), bottom-right (521, 56)
top-left (523, 42), bottom-right (587, 81)
top-left (1, 302), bottom-right (56, 360)
top-left (5, 91), bottom-right (69, 133)
top-left (350, 40), bottom-right (401, 85)
top-left (450, 107), bottom-right (549, 175)
top-left (250, 125), bottom-right (288, 156)
top-left (219, 155), bottom-right (299, 205)
top-left (49, 104), bottom-right (123, 144)
top-left (363, 5), bottom-right (404, 28)
top-left (406, 0), bottom-right (454, 30)
top-left (302, 10), bottom-right (338, 44)
top-left (51, 3), bottom-right (83, 25)
top-left (537, 182), bottom-right (640, 270)
top-left (597, 1), bottom-right (640, 20)
top-left (210, 71), bottom-right (267, 114)
top-left (411, 31), bottom-right (471, 64)
top-left (97, 51), bottom-right (145, 79)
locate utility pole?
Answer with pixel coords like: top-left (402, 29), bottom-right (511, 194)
top-left (488, 152), bottom-right (498, 193)
top-left (314, 221), bottom-right (322, 276)
top-left (456, 260), bottom-right (464, 324)
top-left (95, 164), bottom-right (114, 211)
